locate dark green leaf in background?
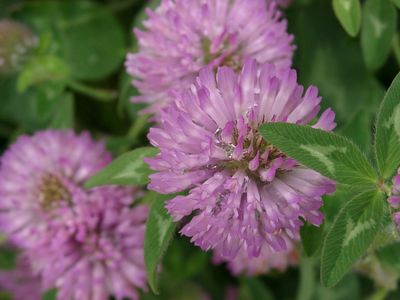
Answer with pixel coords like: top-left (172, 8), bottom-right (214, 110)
top-left (377, 242), bottom-right (400, 273)
top-left (0, 248), bottom-right (16, 270)
top-left (0, 76), bottom-right (69, 131)
top-left (332, 0), bottom-right (362, 37)
top-left (13, 1), bottom-right (126, 80)
top-left (361, 0), bottom-right (397, 71)
top-left (314, 274), bottom-right (360, 300)
top-left (374, 72), bottom-right (400, 179)
top-left (393, 0), bottom-right (400, 9)
top-left (42, 288), bottom-right (57, 300)
top-left (301, 222), bottom-right (325, 257)
top-left (321, 190), bottom-right (386, 287)
top-left (259, 123), bottom-right (378, 187)
top-left (84, 146), bottom-right (158, 188)
top-left (144, 192), bottom-right (177, 294)
top-left (239, 278), bottom-right (275, 300)
top-left (288, 1), bottom-right (384, 151)
top-left (288, 0), bottom-right (383, 130)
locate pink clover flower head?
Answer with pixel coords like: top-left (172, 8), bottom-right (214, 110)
top-left (0, 130), bottom-right (148, 300)
top-left (146, 60), bottom-right (336, 259)
top-left (126, 0), bottom-right (295, 115)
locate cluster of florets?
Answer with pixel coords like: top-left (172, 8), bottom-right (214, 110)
top-left (0, 130), bottom-right (147, 300)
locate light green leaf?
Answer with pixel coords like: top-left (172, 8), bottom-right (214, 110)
top-left (144, 192), bottom-right (176, 294)
top-left (393, 0), bottom-right (400, 9)
top-left (321, 190), bottom-right (386, 287)
top-left (361, 0), bottom-right (397, 71)
top-left (301, 222), bottom-right (324, 257)
top-left (259, 123), bottom-right (378, 187)
top-left (332, 0), bottom-right (362, 37)
top-left (84, 147), bottom-right (158, 188)
top-left (374, 72), bottom-right (400, 179)
top-left (17, 55), bottom-right (69, 92)
top-left (238, 277), bottom-right (275, 300)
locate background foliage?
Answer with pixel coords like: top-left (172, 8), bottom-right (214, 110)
top-left (2, 0), bottom-right (400, 299)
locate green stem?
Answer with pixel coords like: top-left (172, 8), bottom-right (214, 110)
top-left (296, 257), bottom-right (316, 300)
top-left (67, 80), bottom-right (117, 102)
top-left (370, 287), bottom-right (389, 300)
top-left (392, 33), bottom-right (400, 67)
top-left (127, 114), bottom-right (150, 144)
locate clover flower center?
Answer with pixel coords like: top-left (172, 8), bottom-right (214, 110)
top-left (213, 120), bottom-right (292, 182)
top-left (38, 174), bottom-right (71, 210)
top-left (201, 36), bottom-right (242, 71)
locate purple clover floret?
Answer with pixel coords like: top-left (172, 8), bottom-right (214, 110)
top-left (388, 168), bottom-right (400, 227)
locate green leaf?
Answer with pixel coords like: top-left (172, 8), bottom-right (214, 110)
top-left (14, 1), bottom-right (125, 80)
top-left (17, 55), bottom-right (69, 92)
top-left (259, 123), bottom-right (378, 186)
top-left (301, 222), bottom-right (324, 257)
top-left (393, 0), bottom-right (400, 9)
top-left (42, 289), bottom-right (57, 300)
top-left (238, 277), bottom-right (275, 300)
top-left (332, 0), bottom-right (362, 37)
top-left (84, 147), bottom-right (158, 188)
top-left (0, 76), bottom-right (68, 130)
top-left (374, 72), bottom-right (400, 179)
top-left (144, 192), bottom-right (176, 294)
top-left (315, 274), bottom-right (360, 300)
top-left (377, 241), bottom-right (400, 273)
top-left (361, 0), bottom-right (397, 71)
top-left (0, 248), bottom-right (16, 270)
top-left (321, 190), bottom-right (386, 287)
